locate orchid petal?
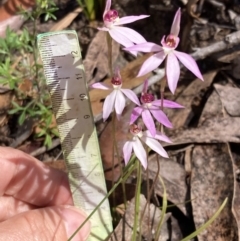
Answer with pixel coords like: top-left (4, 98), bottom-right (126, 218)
top-left (144, 130), bottom-right (172, 143)
top-left (91, 82), bottom-right (111, 90)
top-left (97, 27), bottom-right (109, 31)
top-left (109, 28), bottom-right (138, 56)
top-left (170, 8), bottom-right (181, 37)
top-left (102, 90), bottom-right (117, 121)
top-left (138, 51), bottom-right (166, 77)
top-left (124, 42), bottom-right (162, 53)
top-left (113, 26), bottom-right (146, 44)
top-left (141, 136), bottom-right (168, 158)
top-left (115, 90), bottom-right (126, 117)
top-left (150, 109), bottom-right (173, 128)
top-left (103, 0), bottom-right (111, 17)
top-left (166, 52), bottom-right (180, 94)
top-left (108, 28), bottom-right (134, 48)
top-left (133, 138), bottom-right (147, 169)
top-left (152, 99), bottom-right (184, 108)
top-left (142, 109), bottom-right (156, 136)
top-left (114, 15), bottom-right (149, 25)
top-left (174, 50), bottom-right (203, 81)
top-left (130, 107), bottom-right (143, 124)
top-left (123, 141), bottom-right (133, 165)
top-left (155, 131), bottom-right (172, 143)
top-left (121, 89), bottom-right (140, 106)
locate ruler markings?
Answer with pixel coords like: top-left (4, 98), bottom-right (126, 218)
top-left (38, 30), bottom-right (112, 241)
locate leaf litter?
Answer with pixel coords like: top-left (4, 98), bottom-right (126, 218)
top-left (2, 0), bottom-right (240, 240)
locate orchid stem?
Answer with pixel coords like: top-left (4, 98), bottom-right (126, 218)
top-left (107, 32), bottom-right (127, 207)
top-left (131, 161), bottom-right (142, 241)
top-left (111, 112), bottom-right (116, 208)
top-left (160, 77), bottom-right (166, 133)
top-left (68, 158), bottom-right (137, 241)
top-left (106, 32), bottom-right (113, 77)
top-left (139, 151), bottom-right (160, 238)
top-left (112, 111), bottom-right (127, 207)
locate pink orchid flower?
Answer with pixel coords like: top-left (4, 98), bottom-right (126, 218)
top-left (123, 124), bottom-right (171, 169)
top-left (98, 0), bottom-right (149, 55)
top-left (124, 8), bottom-right (204, 93)
top-left (91, 69), bottom-right (140, 121)
top-left (130, 80), bottom-right (184, 136)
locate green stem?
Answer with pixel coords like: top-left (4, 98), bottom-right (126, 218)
top-left (106, 32), bottom-right (113, 77)
top-left (131, 161), bottom-right (142, 241)
top-left (154, 175), bottom-right (167, 241)
top-left (32, 16), bottom-right (40, 93)
top-left (68, 158), bottom-right (138, 241)
top-left (139, 154), bottom-right (160, 238)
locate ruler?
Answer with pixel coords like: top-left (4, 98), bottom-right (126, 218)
top-left (37, 30), bottom-right (112, 240)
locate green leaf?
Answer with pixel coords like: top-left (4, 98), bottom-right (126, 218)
top-left (44, 134), bottom-right (52, 148)
top-left (8, 108), bottom-right (21, 114)
top-left (181, 198), bottom-right (228, 241)
top-left (11, 101), bottom-right (23, 110)
top-left (19, 111), bottom-right (26, 125)
top-left (37, 128), bottom-right (46, 137)
top-left (50, 128), bottom-right (59, 137)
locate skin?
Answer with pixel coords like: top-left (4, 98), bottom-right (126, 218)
top-left (0, 0), bottom-right (35, 21)
top-left (0, 147), bottom-right (91, 241)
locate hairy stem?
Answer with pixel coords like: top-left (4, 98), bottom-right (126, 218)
top-left (106, 32), bottom-right (113, 77)
top-left (132, 161), bottom-right (142, 241)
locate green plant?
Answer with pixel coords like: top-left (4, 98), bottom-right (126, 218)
top-left (0, 0), bottom-right (59, 147)
top-left (76, 0), bottom-right (104, 20)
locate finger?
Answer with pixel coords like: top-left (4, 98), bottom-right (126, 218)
top-left (0, 196), bottom-right (36, 221)
top-left (0, 147), bottom-right (73, 206)
top-left (0, 205), bottom-right (91, 241)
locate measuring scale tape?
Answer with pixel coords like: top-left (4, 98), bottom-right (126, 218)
top-left (37, 30), bottom-right (112, 240)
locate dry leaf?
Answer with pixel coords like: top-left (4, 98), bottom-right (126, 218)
top-left (214, 84), bottom-right (240, 117)
top-left (167, 71), bottom-right (218, 129)
top-left (230, 150), bottom-right (240, 239)
top-left (110, 195), bottom-right (171, 241)
top-left (83, 31), bottom-right (120, 85)
top-left (18, 79), bottom-right (33, 96)
top-left (100, 103), bottom-right (135, 181)
top-left (199, 90), bottom-right (223, 124)
top-left (166, 117), bottom-right (240, 146)
top-left (50, 8), bottom-right (83, 31)
top-left (191, 145), bottom-right (238, 241)
top-left (146, 155), bottom-right (188, 215)
top-left (0, 91), bottom-right (14, 127)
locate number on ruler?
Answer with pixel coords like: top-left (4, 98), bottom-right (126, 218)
top-left (80, 93), bottom-right (86, 101)
top-left (76, 73), bottom-right (82, 80)
top-left (71, 50), bottom-right (78, 57)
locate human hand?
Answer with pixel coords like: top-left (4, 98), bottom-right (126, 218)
top-left (0, 147), bottom-right (90, 241)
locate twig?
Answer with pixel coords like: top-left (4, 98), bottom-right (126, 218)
top-left (30, 138), bottom-right (60, 157)
top-left (191, 30), bottom-right (240, 60)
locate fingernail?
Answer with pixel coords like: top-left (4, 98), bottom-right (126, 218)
top-left (61, 206), bottom-right (91, 241)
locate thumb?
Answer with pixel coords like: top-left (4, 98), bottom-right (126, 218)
top-left (0, 205), bottom-right (91, 241)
